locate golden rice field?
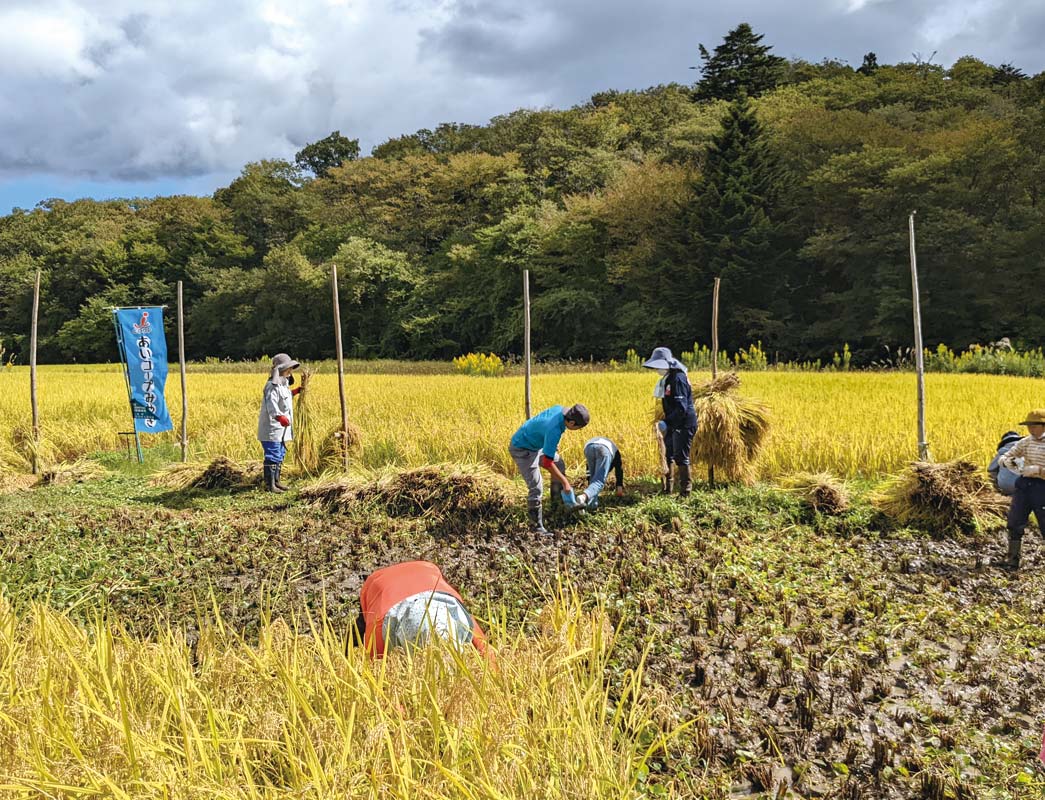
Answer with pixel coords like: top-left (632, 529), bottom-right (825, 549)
top-left (0, 365), bottom-right (1041, 480)
top-left (0, 595), bottom-right (675, 799)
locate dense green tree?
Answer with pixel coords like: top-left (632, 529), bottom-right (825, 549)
top-left (695, 23), bottom-right (786, 102)
top-left (685, 94), bottom-right (793, 348)
top-left (214, 160), bottom-right (310, 263)
top-left (2, 38), bottom-right (1044, 365)
top-left (948, 56), bottom-right (995, 87)
top-left (294, 131), bottom-right (361, 177)
top-left (856, 52), bottom-right (879, 76)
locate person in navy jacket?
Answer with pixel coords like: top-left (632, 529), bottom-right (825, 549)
top-left (644, 347), bottom-right (698, 497)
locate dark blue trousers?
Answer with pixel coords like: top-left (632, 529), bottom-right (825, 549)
top-left (1008, 477), bottom-right (1045, 539)
top-left (664, 424), bottom-right (697, 467)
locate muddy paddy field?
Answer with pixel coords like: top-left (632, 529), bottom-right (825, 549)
top-left (1, 468), bottom-right (1044, 799)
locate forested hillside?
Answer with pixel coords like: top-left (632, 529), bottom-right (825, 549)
top-left (2, 24), bottom-right (1043, 364)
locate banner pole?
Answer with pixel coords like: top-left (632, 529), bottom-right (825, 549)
top-left (177, 281), bottom-right (188, 462)
top-left (111, 311), bottom-right (144, 464)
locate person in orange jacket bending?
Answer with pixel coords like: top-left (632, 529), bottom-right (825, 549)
top-left (355, 561), bottom-right (490, 659)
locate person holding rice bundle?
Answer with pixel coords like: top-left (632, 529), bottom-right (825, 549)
top-left (575, 437), bottom-right (624, 510)
top-left (644, 347), bottom-right (698, 497)
top-left (995, 409), bottom-right (1045, 571)
top-left (258, 353), bottom-right (301, 493)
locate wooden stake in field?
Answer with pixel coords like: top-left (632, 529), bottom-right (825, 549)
top-left (29, 268), bottom-right (41, 475)
top-left (177, 281), bottom-right (188, 463)
top-left (331, 264), bottom-right (350, 471)
top-left (523, 268), bottom-right (532, 419)
top-left (709, 276), bottom-right (722, 486)
top-left (908, 212), bottom-right (930, 461)
top-left (711, 277), bottom-right (721, 380)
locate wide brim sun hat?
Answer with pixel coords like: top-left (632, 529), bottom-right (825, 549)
top-left (642, 346), bottom-right (686, 372)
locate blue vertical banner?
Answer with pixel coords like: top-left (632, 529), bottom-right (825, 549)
top-left (113, 307), bottom-right (174, 434)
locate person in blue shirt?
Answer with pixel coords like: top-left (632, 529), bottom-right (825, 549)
top-left (509, 404), bottom-right (591, 534)
top-left (576, 437), bottom-right (624, 510)
top-left (644, 346), bottom-right (698, 497)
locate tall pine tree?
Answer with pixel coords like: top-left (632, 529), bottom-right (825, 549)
top-left (695, 23), bottom-right (785, 102)
top-left (688, 94), bottom-right (793, 348)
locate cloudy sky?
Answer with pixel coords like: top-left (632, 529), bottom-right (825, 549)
top-left (1, 0), bottom-right (1042, 214)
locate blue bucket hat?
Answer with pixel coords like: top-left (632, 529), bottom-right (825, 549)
top-left (642, 346), bottom-right (687, 372)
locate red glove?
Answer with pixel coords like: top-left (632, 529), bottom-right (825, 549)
top-left (291, 387), bottom-right (302, 396)
top-left (276, 415), bottom-right (290, 427)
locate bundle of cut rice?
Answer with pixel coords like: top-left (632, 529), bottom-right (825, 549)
top-left (690, 373), bottom-right (770, 485)
top-left (301, 463), bottom-right (516, 527)
top-left (316, 423), bottom-right (363, 472)
top-left (874, 460), bottom-right (1008, 535)
top-left (293, 369), bottom-right (319, 475)
top-left (11, 424), bottom-right (56, 472)
top-left (37, 459), bottom-right (109, 487)
top-left (780, 471), bottom-right (850, 515)
top-left (150, 457), bottom-right (261, 491)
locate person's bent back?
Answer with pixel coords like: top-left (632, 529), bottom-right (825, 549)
top-left (358, 561), bottom-right (489, 659)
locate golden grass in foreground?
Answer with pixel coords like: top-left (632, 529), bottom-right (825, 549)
top-left (0, 596), bottom-right (674, 799)
top-left (0, 367), bottom-right (1040, 479)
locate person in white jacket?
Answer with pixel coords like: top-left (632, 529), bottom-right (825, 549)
top-left (258, 353), bottom-right (301, 493)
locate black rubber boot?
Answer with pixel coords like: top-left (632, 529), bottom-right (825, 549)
top-left (993, 530), bottom-right (1022, 571)
top-left (264, 463), bottom-right (285, 493)
top-left (528, 505), bottom-right (549, 536)
top-left (551, 482), bottom-right (563, 506)
top-left (274, 462), bottom-right (289, 491)
top-left (678, 465), bottom-right (692, 497)
top-left (662, 471), bottom-right (673, 494)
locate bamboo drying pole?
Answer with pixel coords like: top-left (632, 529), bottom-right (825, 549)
top-left (331, 264), bottom-right (350, 470)
top-left (177, 281), bottom-right (188, 462)
top-left (908, 212), bottom-right (930, 461)
top-left (523, 269), bottom-right (532, 419)
top-left (30, 269), bottom-right (41, 474)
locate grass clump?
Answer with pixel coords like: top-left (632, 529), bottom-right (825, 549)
top-left (779, 471), bottom-right (850, 515)
top-left (691, 373), bottom-right (770, 485)
top-left (874, 459), bottom-right (1008, 535)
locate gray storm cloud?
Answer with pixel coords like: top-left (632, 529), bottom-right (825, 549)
top-left (0, 0), bottom-right (1042, 184)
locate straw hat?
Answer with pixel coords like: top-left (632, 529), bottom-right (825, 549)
top-left (1019, 409), bottom-right (1045, 425)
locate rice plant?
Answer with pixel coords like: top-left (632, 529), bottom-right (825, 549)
top-left (0, 365), bottom-right (1041, 480)
top-left (0, 594), bottom-right (680, 799)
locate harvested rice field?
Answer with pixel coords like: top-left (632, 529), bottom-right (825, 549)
top-left (1, 366), bottom-right (1043, 798)
top-left (1, 462), bottom-right (1044, 798)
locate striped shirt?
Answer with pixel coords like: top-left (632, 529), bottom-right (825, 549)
top-left (999, 434), bottom-right (1045, 475)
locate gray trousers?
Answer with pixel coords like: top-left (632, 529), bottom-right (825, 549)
top-left (509, 446), bottom-right (565, 511)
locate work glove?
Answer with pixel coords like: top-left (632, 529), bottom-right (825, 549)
top-left (292, 387), bottom-right (302, 396)
top-left (1026, 465), bottom-right (1043, 478)
top-left (562, 489), bottom-right (578, 508)
top-left (276, 415), bottom-right (291, 427)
